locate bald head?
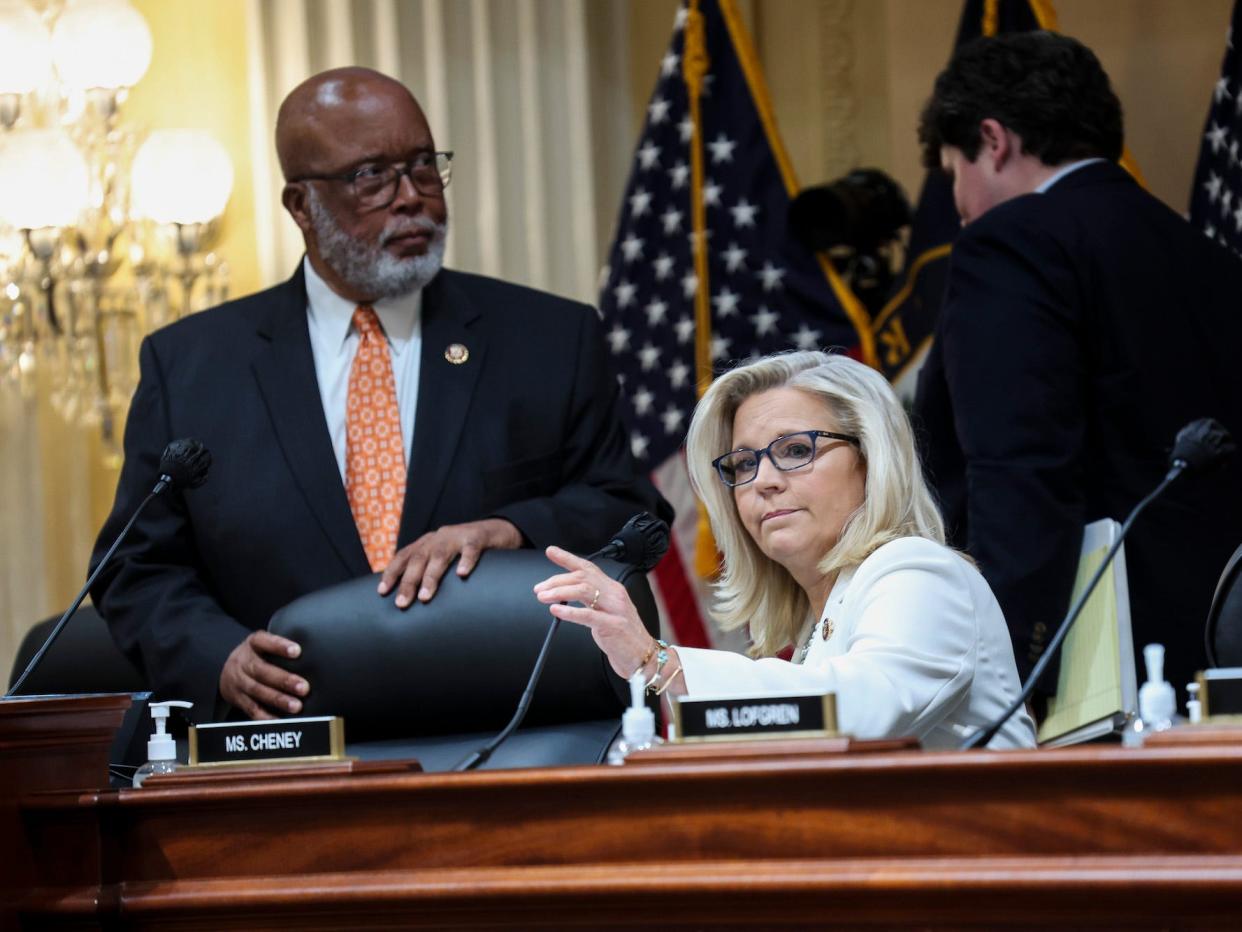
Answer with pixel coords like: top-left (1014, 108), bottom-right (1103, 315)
top-left (275, 67), bottom-right (430, 180)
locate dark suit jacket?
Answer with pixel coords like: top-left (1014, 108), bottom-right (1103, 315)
top-left (89, 266), bottom-right (670, 718)
top-left (915, 160), bottom-right (1242, 697)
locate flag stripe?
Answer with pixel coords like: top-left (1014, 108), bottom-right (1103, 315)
top-left (653, 529), bottom-right (713, 648)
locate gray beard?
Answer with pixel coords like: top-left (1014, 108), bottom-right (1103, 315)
top-left (306, 188), bottom-right (447, 299)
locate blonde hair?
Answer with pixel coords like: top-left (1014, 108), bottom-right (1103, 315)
top-left (685, 351), bottom-right (945, 657)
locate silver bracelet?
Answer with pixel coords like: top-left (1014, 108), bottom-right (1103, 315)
top-left (644, 639), bottom-right (670, 694)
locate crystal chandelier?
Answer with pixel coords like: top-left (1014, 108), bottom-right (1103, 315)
top-left (0, 0), bottom-right (233, 456)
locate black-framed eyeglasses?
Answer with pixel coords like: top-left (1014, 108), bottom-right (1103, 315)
top-left (712, 430), bottom-right (860, 488)
top-left (291, 150), bottom-right (454, 209)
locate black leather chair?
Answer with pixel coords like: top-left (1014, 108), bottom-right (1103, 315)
top-left (267, 549), bottom-right (660, 771)
top-left (8, 604), bottom-right (146, 695)
top-left (1206, 542), bottom-right (1242, 667)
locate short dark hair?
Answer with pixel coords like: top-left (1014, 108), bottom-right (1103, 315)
top-left (918, 31), bottom-right (1123, 170)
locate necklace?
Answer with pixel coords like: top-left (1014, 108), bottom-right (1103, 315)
top-left (795, 615), bottom-right (834, 664)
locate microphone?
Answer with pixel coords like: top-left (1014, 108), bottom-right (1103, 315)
top-left (589, 512), bottom-right (671, 571)
top-left (6, 439), bottom-right (212, 698)
top-left (454, 513), bottom-right (671, 771)
top-left (959, 419), bottom-right (1233, 749)
top-left (154, 437), bottom-right (212, 494)
top-left (1169, 418), bottom-right (1235, 474)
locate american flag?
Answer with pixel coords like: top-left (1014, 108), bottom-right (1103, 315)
top-left (876, 0), bottom-right (1054, 386)
top-left (1190, 0), bottom-right (1242, 259)
top-left (597, 0), bottom-right (868, 651)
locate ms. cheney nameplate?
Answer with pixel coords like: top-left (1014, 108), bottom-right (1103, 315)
top-left (672, 692), bottom-right (838, 742)
top-left (189, 716), bottom-right (345, 766)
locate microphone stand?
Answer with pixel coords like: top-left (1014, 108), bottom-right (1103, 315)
top-left (958, 463), bottom-right (1185, 750)
top-left (453, 617), bottom-right (562, 772)
top-left (6, 487), bottom-right (161, 698)
top-left (453, 513), bottom-right (669, 771)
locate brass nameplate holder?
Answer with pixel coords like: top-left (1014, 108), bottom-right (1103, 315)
top-left (672, 692), bottom-right (838, 743)
top-left (1197, 667), bottom-right (1242, 722)
top-left (189, 716), bottom-right (346, 766)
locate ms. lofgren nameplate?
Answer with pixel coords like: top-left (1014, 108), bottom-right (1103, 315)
top-left (673, 693), bottom-right (838, 742)
top-left (189, 716), bottom-right (345, 766)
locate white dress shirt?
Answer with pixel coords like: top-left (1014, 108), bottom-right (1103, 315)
top-left (303, 257), bottom-right (423, 481)
top-left (676, 537), bottom-right (1037, 750)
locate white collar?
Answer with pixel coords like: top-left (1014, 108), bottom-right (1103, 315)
top-left (1036, 158), bottom-right (1106, 194)
top-left (303, 256), bottom-right (422, 351)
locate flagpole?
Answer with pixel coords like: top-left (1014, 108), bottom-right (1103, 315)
top-left (684, 0), bottom-right (713, 401)
top-left (682, 0), bottom-right (721, 579)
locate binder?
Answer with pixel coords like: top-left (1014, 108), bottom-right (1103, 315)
top-left (1037, 518), bottom-right (1138, 746)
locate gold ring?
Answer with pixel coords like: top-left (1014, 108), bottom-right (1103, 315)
top-left (588, 588), bottom-right (600, 611)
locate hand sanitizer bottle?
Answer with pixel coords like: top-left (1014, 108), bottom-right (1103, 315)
top-left (133, 700), bottom-right (193, 787)
top-left (606, 671), bottom-right (662, 765)
top-left (1186, 681), bottom-right (1203, 725)
top-left (1137, 644), bottom-right (1176, 735)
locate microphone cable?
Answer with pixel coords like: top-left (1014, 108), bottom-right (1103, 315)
top-left (960, 418), bottom-right (1234, 749)
top-left (6, 439), bottom-right (211, 698)
top-left (453, 513), bottom-right (670, 771)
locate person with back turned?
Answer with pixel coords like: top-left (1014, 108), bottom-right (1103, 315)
top-left (913, 32), bottom-right (1242, 706)
top-left (89, 67), bottom-right (670, 721)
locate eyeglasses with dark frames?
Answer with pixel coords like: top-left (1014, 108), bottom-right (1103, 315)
top-left (291, 150), bottom-right (454, 209)
top-left (712, 429), bottom-right (860, 488)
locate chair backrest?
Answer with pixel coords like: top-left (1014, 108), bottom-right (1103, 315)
top-left (8, 604), bottom-right (146, 695)
top-left (267, 549), bottom-right (660, 745)
top-left (1206, 542), bottom-right (1242, 667)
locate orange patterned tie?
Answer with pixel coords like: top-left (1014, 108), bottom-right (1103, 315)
top-left (346, 305), bottom-right (407, 571)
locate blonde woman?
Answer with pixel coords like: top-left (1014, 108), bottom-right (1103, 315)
top-left (534, 351), bottom-right (1035, 749)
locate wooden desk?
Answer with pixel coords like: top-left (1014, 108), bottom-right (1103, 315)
top-left (5, 695), bottom-right (1242, 929)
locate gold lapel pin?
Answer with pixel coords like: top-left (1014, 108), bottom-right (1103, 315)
top-left (821, 617), bottom-right (835, 641)
top-left (444, 343), bottom-right (469, 365)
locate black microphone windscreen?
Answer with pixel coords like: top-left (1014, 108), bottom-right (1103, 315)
top-left (1170, 418), bottom-right (1235, 472)
top-left (608, 513), bottom-right (671, 572)
top-left (159, 438), bottom-right (212, 490)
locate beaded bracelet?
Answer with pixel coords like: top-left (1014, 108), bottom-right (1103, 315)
top-left (644, 639), bottom-right (670, 694)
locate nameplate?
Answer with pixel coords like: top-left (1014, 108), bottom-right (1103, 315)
top-left (189, 716), bottom-right (345, 766)
top-left (671, 692), bottom-right (838, 743)
top-left (1199, 668), bottom-right (1242, 720)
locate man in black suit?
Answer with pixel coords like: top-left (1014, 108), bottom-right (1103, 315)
top-left (89, 67), bottom-right (669, 721)
top-left (914, 32), bottom-right (1242, 704)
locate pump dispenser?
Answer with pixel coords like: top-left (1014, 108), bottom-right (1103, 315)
top-left (606, 671), bottom-right (661, 764)
top-left (1186, 681), bottom-right (1203, 725)
top-left (1138, 644), bottom-right (1176, 734)
top-left (132, 700), bottom-right (193, 787)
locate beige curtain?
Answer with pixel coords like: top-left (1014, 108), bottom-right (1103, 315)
top-left (0, 375), bottom-right (113, 683)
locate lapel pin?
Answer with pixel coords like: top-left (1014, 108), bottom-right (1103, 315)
top-left (444, 343), bottom-right (469, 365)
top-left (821, 617), bottom-right (835, 641)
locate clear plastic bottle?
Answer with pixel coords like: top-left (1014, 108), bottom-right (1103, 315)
top-left (132, 700), bottom-right (193, 787)
top-left (132, 758), bottom-right (178, 787)
top-left (606, 670), bottom-right (663, 764)
top-left (1124, 644), bottom-right (1184, 747)
top-left (1186, 681), bottom-right (1203, 724)
top-left (1137, 644), bottom-right (1177, 735)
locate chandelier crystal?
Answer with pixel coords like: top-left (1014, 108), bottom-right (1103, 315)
top-left (0, 0), bottom-right (232, 458)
